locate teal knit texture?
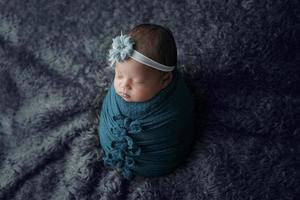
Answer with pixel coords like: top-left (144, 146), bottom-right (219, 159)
top-left (98, 71), bottom-right (194, 180)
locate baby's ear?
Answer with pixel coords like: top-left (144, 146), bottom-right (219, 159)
top-left (161, 72), bottom-right (172, 89)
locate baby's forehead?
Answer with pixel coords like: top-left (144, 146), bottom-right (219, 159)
top-left (115, 61), bottom-right (160, 77)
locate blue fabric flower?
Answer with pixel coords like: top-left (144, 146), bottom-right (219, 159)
top-left (108, 33), bottom-right (135, 66)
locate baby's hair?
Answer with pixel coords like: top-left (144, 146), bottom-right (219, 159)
top-left (128, 24), bottom-right (177, 67)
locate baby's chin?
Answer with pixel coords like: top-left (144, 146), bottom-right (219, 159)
top-left (121, 96), bottom-right (141, 103)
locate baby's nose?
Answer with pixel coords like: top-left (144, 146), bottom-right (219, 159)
top-left (120, 80), bottom-right (131, 90)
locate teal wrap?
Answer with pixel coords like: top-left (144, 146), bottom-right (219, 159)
top-left (98, 70), bottom-right (194, 180)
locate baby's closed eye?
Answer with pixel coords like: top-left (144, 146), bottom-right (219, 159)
top-left (134, 80), bottom-right (145, 84)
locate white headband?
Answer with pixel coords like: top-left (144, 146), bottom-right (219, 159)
top-left (108, 33), bottom-right (175, 72)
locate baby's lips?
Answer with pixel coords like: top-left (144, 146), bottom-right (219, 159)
top-left (119, 92), bottom-right (130, 99)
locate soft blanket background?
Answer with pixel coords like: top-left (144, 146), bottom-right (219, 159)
top-left (0, 0), bottom-right (299, 199)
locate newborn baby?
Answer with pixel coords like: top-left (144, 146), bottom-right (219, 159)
top-left (98, 24), bottom-right (194, 180)
top-left (114, 55), bottom-right (172, 102)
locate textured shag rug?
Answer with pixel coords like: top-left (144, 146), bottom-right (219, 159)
top-left (0, 0), bottom-right (299, 199)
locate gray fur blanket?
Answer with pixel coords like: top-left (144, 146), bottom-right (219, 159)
top-left (0, 0), bottom-right (299, 199)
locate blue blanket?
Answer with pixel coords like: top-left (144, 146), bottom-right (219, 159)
top-left (99, 70), bottom-right (194, 179)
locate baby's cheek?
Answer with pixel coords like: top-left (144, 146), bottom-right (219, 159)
top-left (113, 79), bottom-right (117, 89)
top-left (113, 78), bottom-right (121, 89)
top-left (132, 87), bottom-right (143, 96)
top-left (131, 87), bottom-right (146, 99)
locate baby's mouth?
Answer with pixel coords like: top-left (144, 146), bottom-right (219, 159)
top-left (119, 92), bottom-right (130, 99)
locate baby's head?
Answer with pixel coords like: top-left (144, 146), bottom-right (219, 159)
top-left (110, 24), bottom-right (177, 102)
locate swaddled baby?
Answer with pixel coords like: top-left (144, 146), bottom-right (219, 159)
top-left (98, 24), bottom-right (194, 180)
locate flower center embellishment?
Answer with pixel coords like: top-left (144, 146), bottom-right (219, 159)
top-left (108, 33), bottom-right (135, 66)
top-left (103, 114), bottom-right (142, 180)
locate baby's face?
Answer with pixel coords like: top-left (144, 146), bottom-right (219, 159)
top-left (113, 59), bottom-right (172, 102)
